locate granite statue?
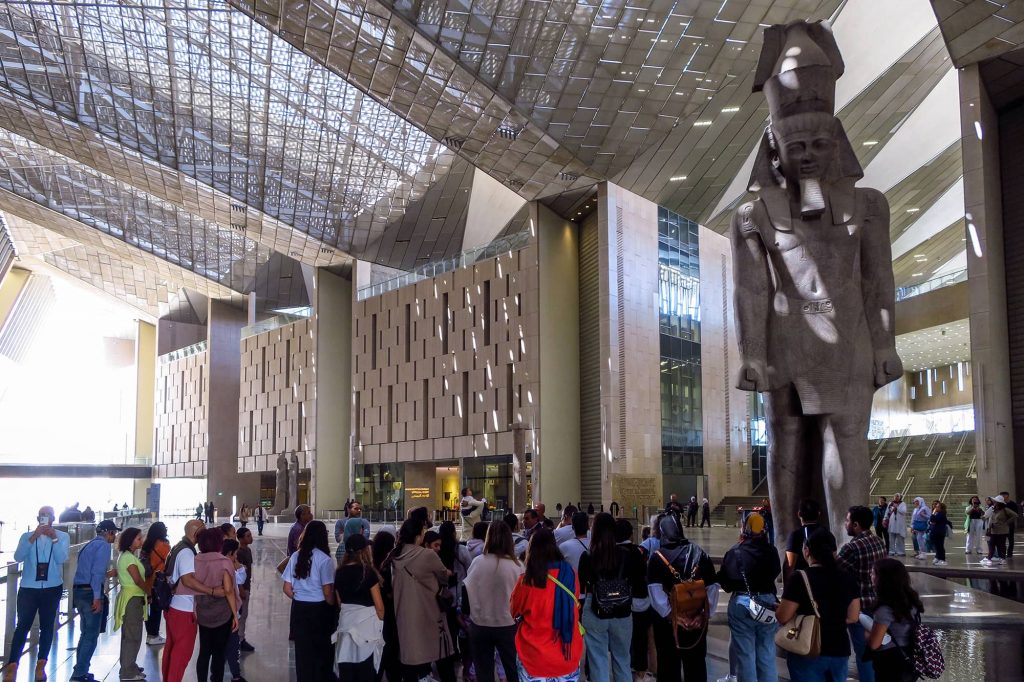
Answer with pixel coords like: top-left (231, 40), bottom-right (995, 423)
top-left (288, 451), bottom-right (300, 512)
top-left (270, 452), bottom-right (289, 514)
top-left (730, 20), bottom-right (902, 544)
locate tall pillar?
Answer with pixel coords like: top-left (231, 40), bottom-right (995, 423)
top-left (0, 266), bottom-right (29, 329)
top-left (314, 269), bottom-right (353, 514)
top-left (960, 66), bottom-right (1015, 496)
top-left (591, 183), bottom-right (663, 509)
top-left (133, 320), bottom-right (156, 507)
top-left (206, 299), bottom-right (258, 514)
top-left (536, 203), bottom-right (581, 508)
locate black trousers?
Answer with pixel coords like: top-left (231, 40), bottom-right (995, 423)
top-left (339, 655), bottom-right (376, 682)
top-left (196, 620), bottom-right (232, 682)
top-left (989, 533), bottom-right (1008, 560)
top-left (652, 615), bottom-right (706, 682)
top-left (931, 533), bottom-right (946, 561)
top-left (291, 600), bottom-right (337, 682)
top-left (1009, 522), bottom-right (1016, 556)
top-left (469, 624), bottom-right (519, 682)
top-left (145, 602), bottom-right (163, 637)
top-left (877, 525), bottom-right (890, 553)
top-left (630, 608), bottom-right (652, 672)
top-left (871, 646), bottom-right (917, 682)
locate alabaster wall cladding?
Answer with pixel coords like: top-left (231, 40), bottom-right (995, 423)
top-left (154, 350), bottom-right (209, 478)
top-left (238, 318), bottom-right (317, 473)
top-left (353, 242), bottom-right (540, 465)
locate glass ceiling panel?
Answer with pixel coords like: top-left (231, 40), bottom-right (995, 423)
top-left (0, 0), bottom-right (447, 254)
top-left (0, 128), bottom-right (271, 292)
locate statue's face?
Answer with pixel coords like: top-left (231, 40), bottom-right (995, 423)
top-left (776, 128), bottom-right (835, 181)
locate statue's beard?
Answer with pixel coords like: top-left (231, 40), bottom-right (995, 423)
top-left (799, 178), bottom-right (825, 218)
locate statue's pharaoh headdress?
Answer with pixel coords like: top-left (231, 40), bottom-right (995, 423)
top-left (747, 21), bottom-right (862, 210)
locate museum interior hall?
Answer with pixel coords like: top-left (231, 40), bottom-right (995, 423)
top-left (1, 1), bottom-right (1023, 681)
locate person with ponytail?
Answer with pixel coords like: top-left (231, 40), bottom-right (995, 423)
top-left (282, 520), bottom-right (335, 682)
top-left (776, 529), bottom-right (860, 682)
top-left (390, 518), bottom-right (456, 682)
top-left (510, 528), bottom-right (583, 682)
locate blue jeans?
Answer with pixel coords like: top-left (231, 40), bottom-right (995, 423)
top-left (848, 622), bottom-right (874, 682)
top-left (581, 600), bottom-right (632, 682)
top-left (786, 652), bottom-right (848, 682)
top-left (71, 587), bottom-right (104, 678)
top-left (727, 594), bottom-right (778, 682)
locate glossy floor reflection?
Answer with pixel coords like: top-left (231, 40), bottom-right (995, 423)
top-left (7, 520), bottom-right (1021, 681)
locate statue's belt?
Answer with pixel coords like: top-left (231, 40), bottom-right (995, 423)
top-left (784, 297), bottom-right (834, 314)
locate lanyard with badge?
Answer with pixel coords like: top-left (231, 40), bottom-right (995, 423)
top-left (35, 537), bottom-right (53, 582)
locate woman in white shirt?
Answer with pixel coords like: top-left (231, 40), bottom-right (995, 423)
top-left (282, 520), bottom-right (335, 682)
top-left (463, 520), bottom-right (524, 682)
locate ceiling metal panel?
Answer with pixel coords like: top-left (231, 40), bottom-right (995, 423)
top-left (0, 0), bottom-right (469, 269)
top-left (228, 0), bottom-right (600, 201)
top-left (931, 0), bottom-right (1024, 67)
top-left (892, 218), bottom-right (965, 290)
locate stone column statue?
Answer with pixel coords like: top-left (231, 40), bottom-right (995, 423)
top-left (731, 21), bottom-right (902, 545)
top-left (270, 453), bottom-right (289, 514)
top-left (288, 451), bottom-right (300, 511)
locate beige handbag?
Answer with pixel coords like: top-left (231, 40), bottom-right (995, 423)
top-left (773, 570), bottom-right (821, 657)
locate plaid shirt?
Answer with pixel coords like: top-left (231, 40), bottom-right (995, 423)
top-left (837, 530), bottom-right (886, 611)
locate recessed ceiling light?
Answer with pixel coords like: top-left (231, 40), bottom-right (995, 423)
top-left (721, 106), bottom-right (740, 113)
top-left (863, 140), bottom-right (878, 146)
top-left (694, 120), bottom-right (712, 126)
top-left (670, 176), bottom-right (687, 181)
top-left (912, 273), bottom-right (924, 277)
top-left (906, 208), bottom-right (920, 213)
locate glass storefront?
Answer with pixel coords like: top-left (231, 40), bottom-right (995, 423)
top-left (462, 455), bottom-right (513, 514)
top-left (658, 207), bottom-right (703, 492)
top-left (355, 463), bottom-right (405, 521)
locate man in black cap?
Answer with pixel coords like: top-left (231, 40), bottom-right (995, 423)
top-left (69, 520), bottom-right (118, 681)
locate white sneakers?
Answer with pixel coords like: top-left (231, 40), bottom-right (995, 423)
top-left (980, 558), bottom-right (1004, 567)
top-left (932, 559), bottom-right (947, 566)
top-left (146, 635), bottom-right (165, 646)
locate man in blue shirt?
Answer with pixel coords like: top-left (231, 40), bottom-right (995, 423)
top-left (69, 519), bottom-right (118, 682)
top-left (2, 506), bottom-right (71, 682)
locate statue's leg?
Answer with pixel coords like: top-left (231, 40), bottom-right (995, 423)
top-left (765, 386), bottom-right (813, 556)
top-left (819, 407), bottom-right (871, 543)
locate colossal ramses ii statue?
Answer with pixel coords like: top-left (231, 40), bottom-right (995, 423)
top-left (731, 21), bottom-right (902, 544)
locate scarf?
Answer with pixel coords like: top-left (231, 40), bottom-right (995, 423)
top-left (550, 560), bottom-right (576, 660)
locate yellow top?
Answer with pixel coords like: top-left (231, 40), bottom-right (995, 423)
top-left (114, 551), bottom-right (148, 630)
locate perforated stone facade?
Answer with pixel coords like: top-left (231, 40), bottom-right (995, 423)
top-left (238, 319), bottom-right (317, 473)
top-left (154, 350), bottom-right (209, 478)
top-left (353, 243), bottom-right (540, 465)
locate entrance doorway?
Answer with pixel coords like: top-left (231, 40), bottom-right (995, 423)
top-left (435, 464), bottom-right (461, 522)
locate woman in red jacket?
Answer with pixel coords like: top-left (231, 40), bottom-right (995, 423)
top-left (510, 528), bottom-right (583, 682)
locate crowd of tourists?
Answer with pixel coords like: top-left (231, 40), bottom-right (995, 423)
top-left (0, 491), bottom-right (981, 682)
top-left (872, 491), bottom-right (1019, 566)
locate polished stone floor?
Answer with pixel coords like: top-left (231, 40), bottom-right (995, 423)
top-left (5, 520), bottom-right (1022, 682)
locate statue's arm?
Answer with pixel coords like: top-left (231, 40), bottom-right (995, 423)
top-left (730, 203), bottom-right (772, 392)
top-left (859, 189), bottom-right (903, 387)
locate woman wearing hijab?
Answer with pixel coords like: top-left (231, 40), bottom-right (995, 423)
top-left (910, 497), bottom-right (931, 560)
top-left (718, 513), bottom-right (780, 682)
top-left (511, 528), bottom-right (584, 682)
top-left (646, 513), bottom-right (717, 682)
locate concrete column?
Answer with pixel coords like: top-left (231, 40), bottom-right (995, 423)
top-left (206, 299), bottom-right (258, 515)
top-left (0, 266), bottom-right (29, 329)
top-left (594, 183), bottom-right (663, 509)
top-left (133, 320), bottom-right (156, 507)
top-left (313, 269), bottom-right (353, 514)
top-left (536, 203), bottom-right (581, 508)
top-left (960, 66), bottom-right (1015, 496)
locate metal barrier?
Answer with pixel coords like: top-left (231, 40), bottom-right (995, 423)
top-left (0, 516), bottom-right (152, 661)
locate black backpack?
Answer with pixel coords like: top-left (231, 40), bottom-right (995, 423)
top-left (154, 540), bottom-right (193, 612)
top-left (591, 551), bottom-right (631, 618)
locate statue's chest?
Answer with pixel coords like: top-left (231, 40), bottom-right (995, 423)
top-left (769, 219), bottom-right (862, 274)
